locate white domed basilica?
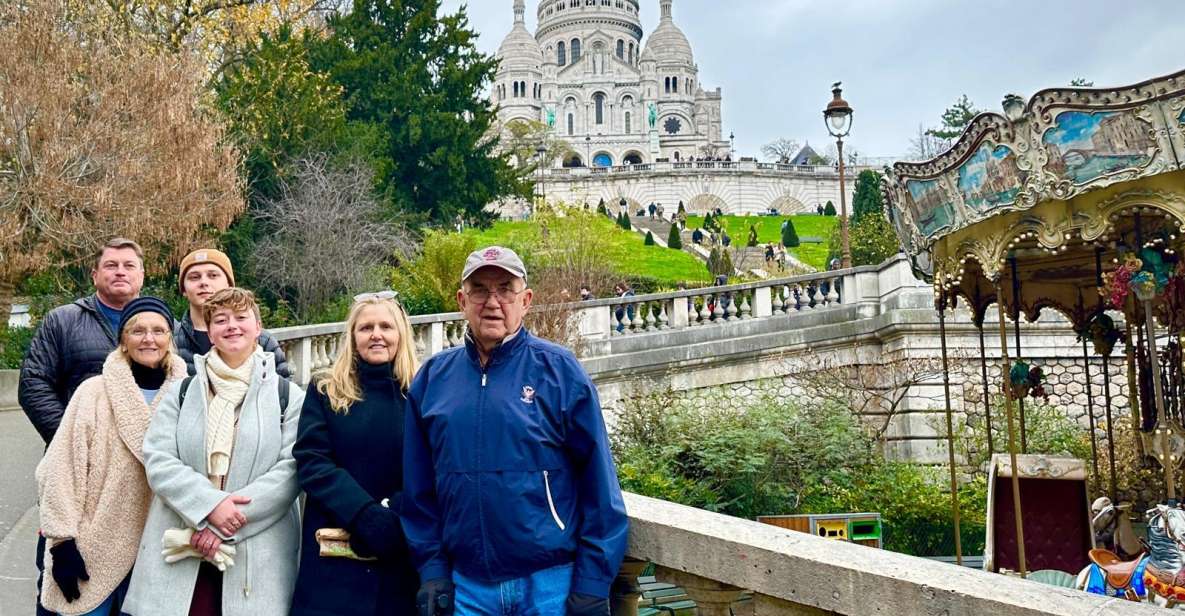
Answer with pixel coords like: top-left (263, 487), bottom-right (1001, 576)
top-left (493, 0), bottom-right (728, 167)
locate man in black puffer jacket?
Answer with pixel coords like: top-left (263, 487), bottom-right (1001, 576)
top-left (19, 238), bottom-right (145, 616)
top-left (173, 247), bottom-right (290, 378)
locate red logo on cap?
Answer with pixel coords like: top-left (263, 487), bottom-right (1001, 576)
top-left (482, 248), bottom-right (501, 261)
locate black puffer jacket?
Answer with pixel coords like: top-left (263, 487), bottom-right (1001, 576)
top-left (18, 296), bottom-right (119, 444)
top-left (173, 312), bottom-right (291, 378)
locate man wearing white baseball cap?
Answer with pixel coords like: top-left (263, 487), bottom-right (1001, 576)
top-left (402, 246), bottom-right (627, 616)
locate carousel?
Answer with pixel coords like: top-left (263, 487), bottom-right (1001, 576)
top-left (883, 68), bottom-right (1185, 604)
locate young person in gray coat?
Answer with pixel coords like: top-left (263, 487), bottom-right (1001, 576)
top-left (122, 288), bottom-right (303, 616)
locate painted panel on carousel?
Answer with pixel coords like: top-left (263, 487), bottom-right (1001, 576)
top-left (1041, 110), bottom-right (1156, 186)
top-left (957, 144), bottom-right (1027, 213)
top-left (905, 179), bottom-right (953, 239)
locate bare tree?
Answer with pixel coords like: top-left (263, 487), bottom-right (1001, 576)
top-left (906, 123), bottom-right (949, 161)
top-left (0, 0), bottom-right (244, 329)
top-left (793, 356), bottom-right (944, 441)
top-left (251, 156), bottom-right (415, 318)
top-left (761, 138), bottom-right (801, 163)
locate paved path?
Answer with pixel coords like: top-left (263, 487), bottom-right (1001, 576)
top-left (0, 410), bottom-right (42, 615)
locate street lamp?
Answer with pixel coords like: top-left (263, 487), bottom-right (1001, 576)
top-left (729, 131), bottom-right (735, 158)
top-left (585, 135), bottom-right (592, 167)
top-left (535, 143), bottom-right (548, 209)
top-left (823, 81), bottom-right (853, 269)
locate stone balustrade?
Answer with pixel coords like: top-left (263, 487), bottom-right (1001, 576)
top-left (616, 492), bottom-right (1158, 615)
top-left (269, 266), bottom-right (867, 386)
top-left (540, 159), bottom-right (880, 178)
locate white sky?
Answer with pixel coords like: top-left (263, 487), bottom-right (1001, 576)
top-left (441, 0), bottom-right (1185, 161)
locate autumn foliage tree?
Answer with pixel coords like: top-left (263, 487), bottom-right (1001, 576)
top-left (0, 0), bottom-right (245, 328)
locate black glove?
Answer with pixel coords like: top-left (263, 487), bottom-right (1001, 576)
top-left (49, 539), bottom-right (89, 603)
top-left (349, 503), bottom-right (406, 560)
top-left (565, 593), bottom-right (610, 616)
top-left (415, 577), bottom-right (455, 616)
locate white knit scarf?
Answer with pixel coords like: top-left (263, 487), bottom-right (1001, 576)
top-left (203, 349), bottom-right (256, 487)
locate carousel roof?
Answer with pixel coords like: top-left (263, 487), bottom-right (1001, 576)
top-left (883, 68), bottom-right (1185, 327)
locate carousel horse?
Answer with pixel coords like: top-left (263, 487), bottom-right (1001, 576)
top-left (1077, 504), bottom-right (1185, 608)
top-left (1092, 497), bottom-right (1143, 559)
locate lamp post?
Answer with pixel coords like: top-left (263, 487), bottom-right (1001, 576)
top-left (585, 135), bottom-right (592, 167)
top-left (535, 143), bottom-right (548, 210)
top-left (729, 131), bottom-right (735, 159)
top-left (823, 82), bottom-right (853, 269)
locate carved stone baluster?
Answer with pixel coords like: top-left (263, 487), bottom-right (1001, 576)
top-left (739, 291), bottom-right (751, 319)
top-left (724, 293), bottom-right (737, 321)
top-left (697, 295), bottom-right (711, 325)
top-left (826, 277), bottom-right (840, 305)
top-left (609, 559), bottom-right (648, 616)
top-left (795, 284), bottom-right (807, 311)
top-left (654, 567), bottom-right (749, 616)
top-left (644, 301), bottom-right (657, 331)
top-left (771, 287), bottom-right (784, 313)
top-left (657, 300), bottom-right (670, 329)
top-left (711, 295), bottom-right (724, 323)
top-left (811, 283), bottom-right (825, 308)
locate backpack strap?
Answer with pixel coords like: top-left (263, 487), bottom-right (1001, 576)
top-left (179, 375), bottom-right (290, 425)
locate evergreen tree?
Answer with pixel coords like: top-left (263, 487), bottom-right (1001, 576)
top-left (597, 201), bottom-right (608, 216)
top-left (781, 219), bottom-right (800, 248)
top-left (703, 212), bottom-right (713, 231)
top-left (678, 200), bottom-right (685, 214)
top-left (644, 231), bottom-right (655, 245)
top-left (824, 201), bottom-right (837, 216)
top-left (667, 223), bottom-right (683, 249)
top-left (746, 225), bottom-right (758, 247)
top-left (925, 94), bottom-right (981, 142)
top-left (308, 0), bottom-right (527, 226)
top-left (851, 169), bottom-right (885, 225)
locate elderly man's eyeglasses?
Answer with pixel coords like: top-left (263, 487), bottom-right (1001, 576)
top-left (465, 285), bottom-right (525, 304)
top-left (353, 290), bottom-right (399, 303)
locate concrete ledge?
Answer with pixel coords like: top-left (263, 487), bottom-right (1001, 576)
top-left (0, 370), bottom-right (17, 411)
top-left (624, 491), bottom-right (1159, 615)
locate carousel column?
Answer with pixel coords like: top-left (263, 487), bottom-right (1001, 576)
top-left (1096, 247), bottom-right (1120, 501)
top-left (995, 279), bottom-right (1027, 577)
top-left (1009, 257), bottom-right (1028, 453)
top-left (974, 286), bottom-right (995, 460)
top-left (1077, 291), bottom-right (1101, 487)
top-left (1142, 292), bottom-right (1175, 502)
top-left (938, 289), bottom-right (963, 565)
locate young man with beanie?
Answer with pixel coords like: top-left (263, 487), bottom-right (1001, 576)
top-left (19, 237), bottom-right (146, 616)
top-left (174, 248), bottom-right (291, 378)
top-left (403, 246), bottom-right (628, 616)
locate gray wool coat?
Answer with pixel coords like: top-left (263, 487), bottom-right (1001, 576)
top-left (122, 351), bottom-right (305, 616)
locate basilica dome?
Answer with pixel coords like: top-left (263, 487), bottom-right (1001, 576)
top-left (642, 0), bottom-right (693, 66)
top-left (497, 0), bottom-right (543, 72)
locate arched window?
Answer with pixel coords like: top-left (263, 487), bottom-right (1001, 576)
top-left (628, 42), bottom-right (634, 63)
top-left (672, 77), bottom-right (677, 93)
top-left (513, 82), bottom-right (519, 98)
top-left (625, 111), bottom-right (631, 134)
top-left (567, 113), bottom-right (574, 136)
top-left (557, 41), bottom-right (566, 66)
top-left (571, 38), bottom-right (581, 62)
top-left (664, 77), bottom-right (670, 94)
top-left (616, 40), bottom-right (624, 59)
top-left (594, 93), bottom-right (605, 125)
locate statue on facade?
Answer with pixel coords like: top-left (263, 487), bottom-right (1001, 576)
top-left (648, 103), bottom-right (657, 129)
top-left (546, 105), bottom-right (556, 128)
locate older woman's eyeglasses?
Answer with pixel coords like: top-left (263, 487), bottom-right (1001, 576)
top-left (353, 290), bottom-right (399, 303)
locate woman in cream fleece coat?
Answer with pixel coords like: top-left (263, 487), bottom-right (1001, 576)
top-left (122, 288), bottom-right (304, 616)
top-left (37, 298), bottom-right (186, 616)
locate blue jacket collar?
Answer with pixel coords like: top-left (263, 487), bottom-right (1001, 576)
top-left (464, 327), bottom-right (530, 367)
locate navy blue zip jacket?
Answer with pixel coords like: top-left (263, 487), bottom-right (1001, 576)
top-left (402, 328), bottom-right (628, 599)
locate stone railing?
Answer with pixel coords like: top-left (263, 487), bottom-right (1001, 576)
top-left (269, 264), bottom-right (876, 386)
top-left (540, 160), bottom-right (880, 178)
top-left (615, 492), bottom-right (1156, 615)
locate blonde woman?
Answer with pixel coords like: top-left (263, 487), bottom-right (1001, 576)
top-left (36, 297), bottom-right (186, 616)
top-left (123, 288), bottom-right (304, 616)
top-left (290, 291), bottom-right (420, 616)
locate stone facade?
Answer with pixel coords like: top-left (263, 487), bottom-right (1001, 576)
top-left (494, 0), bottom-right (727, 167)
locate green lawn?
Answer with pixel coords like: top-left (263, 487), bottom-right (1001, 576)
top-left (685, 214), bottom-right (838, 270)
top-left (464, 216), bottom-right (710, 286)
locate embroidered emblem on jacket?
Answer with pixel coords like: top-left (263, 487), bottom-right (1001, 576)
top-left (520, 385), bottom-right (536, 404)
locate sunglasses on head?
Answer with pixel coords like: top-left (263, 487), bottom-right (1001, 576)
top-left (353, 290), bottom-right (400, 303)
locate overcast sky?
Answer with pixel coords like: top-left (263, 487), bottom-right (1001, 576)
top-left (440, 0), bottom-right (1184, 161)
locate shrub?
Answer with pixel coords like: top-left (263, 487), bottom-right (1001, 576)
top-left (620, 212), bottom-right (632, 231)
top-left (613, 392), bottom-right (986, 557)
top-left (781, 219), bottom-right (800, 248)
top-left (746, 225), bottom-right (758, 247)
top-left (392, 230), bottom-right (478, 314)
top-left (667, 224), bottom-right (683, 249)
top-left (824, 201), bottom-right (837, 216)
top-left (0, 326), bottom-right (35, 369)
top-left (706, 247), bottom-right (733, 277)
top-left (828, 211), bottom-right (900, 267)
top-left (644, 231), bottom-right (655, 246)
